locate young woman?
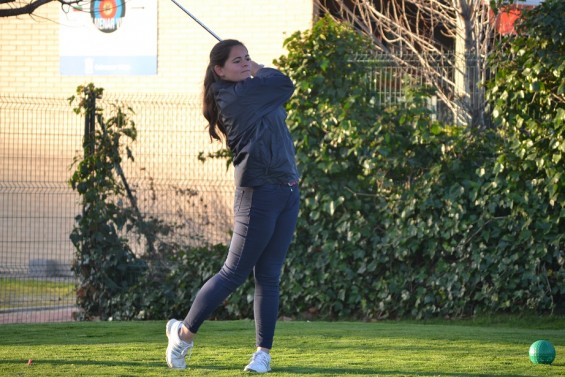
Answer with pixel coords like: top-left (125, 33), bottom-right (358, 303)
top-left (165, 39), bottom-right (300, 373)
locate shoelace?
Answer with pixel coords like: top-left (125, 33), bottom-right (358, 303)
top-left (174, 340), bottom-right (193, 358)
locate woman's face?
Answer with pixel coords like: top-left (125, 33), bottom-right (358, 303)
top-left (214, 45), bottom-right (252, 82)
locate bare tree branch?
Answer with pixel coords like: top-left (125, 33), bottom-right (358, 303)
top-left (0, 0), bottom-right (81, 18)
top-left (316, 0), bottom-right (503, 127)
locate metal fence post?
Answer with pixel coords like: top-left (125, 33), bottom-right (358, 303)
top-left (84, 88), bottom-right (96, 157)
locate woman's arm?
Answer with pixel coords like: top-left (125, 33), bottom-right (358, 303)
top-left (237, 66), bottom-right (294, 109)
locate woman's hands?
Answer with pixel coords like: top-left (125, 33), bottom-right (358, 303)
top-left (251, 61), bottom-right (264, 77)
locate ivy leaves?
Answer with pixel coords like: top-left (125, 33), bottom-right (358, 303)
top-left (273, 12), bottom-right (563, 320)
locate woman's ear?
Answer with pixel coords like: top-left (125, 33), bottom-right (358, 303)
top-left (214, 65), bottom-right (224, 78)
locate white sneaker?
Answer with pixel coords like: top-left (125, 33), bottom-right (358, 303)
top-left (243, 350), bottom-right (272, 373)
top-left (165, 319), bottom-right (193, 369)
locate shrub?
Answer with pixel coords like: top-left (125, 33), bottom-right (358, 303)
top-left (70, 7), bottom-right (563, 321)
top-left (274, 14), bottom-right (563, 319)
top-left (485, 0), bottom-right (565, 314)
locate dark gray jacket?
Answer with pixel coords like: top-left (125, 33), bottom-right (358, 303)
top-left (213, 68), bottom-right (300, 187)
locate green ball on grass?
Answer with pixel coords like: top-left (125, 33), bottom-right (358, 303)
top-left (529, 340), bottom-right (556, 365)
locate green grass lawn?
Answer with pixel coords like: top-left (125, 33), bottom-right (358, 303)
top-left (0, 318), bottom-right (563, 376)
top-left (0, 278), bottom-right (75, 310)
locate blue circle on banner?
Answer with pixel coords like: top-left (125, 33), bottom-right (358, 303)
top-left (91, 0), bottom-right (126, 33)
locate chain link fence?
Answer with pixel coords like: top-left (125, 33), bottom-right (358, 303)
top-left (1, 54), bottom-right (485, 323)
top-left (0, 92), bottom-right (234, 323)
top-left (358, 52), bottom-right (486, 126)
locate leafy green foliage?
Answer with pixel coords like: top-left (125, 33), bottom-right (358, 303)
top-left (69, 84), bottom-right (147, 320)
top-left (273, 14), bottom-right (563, 320)
top-left (135, 243), bottom-right (255, 321)
top-left (68, 84), bottom-right (253, 321)
top-left (69, 6), bottom-right (563, 321)
top-left (487, 0), bottom-right (564, 208)
top-left (485, 0), bottom-right (565, 314)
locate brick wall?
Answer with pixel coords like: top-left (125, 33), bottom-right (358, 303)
top-left (0, 0), bottom-right (314, 96)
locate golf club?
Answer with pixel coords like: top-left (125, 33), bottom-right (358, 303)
top-left (169, 0), bottom-right (222, 41)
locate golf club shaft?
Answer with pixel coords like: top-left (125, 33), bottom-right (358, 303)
top-left (170, 0), bottom-right (222, 41)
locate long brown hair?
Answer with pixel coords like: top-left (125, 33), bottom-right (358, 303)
top-left (203, 39), bottom-right (245, 142)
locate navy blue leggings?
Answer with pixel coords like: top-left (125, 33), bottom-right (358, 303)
top-left (183, 183), bottom-right (300, 349)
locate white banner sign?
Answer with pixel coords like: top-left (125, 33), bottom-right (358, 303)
top-left (60, 0), bottom-right (157, 76)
